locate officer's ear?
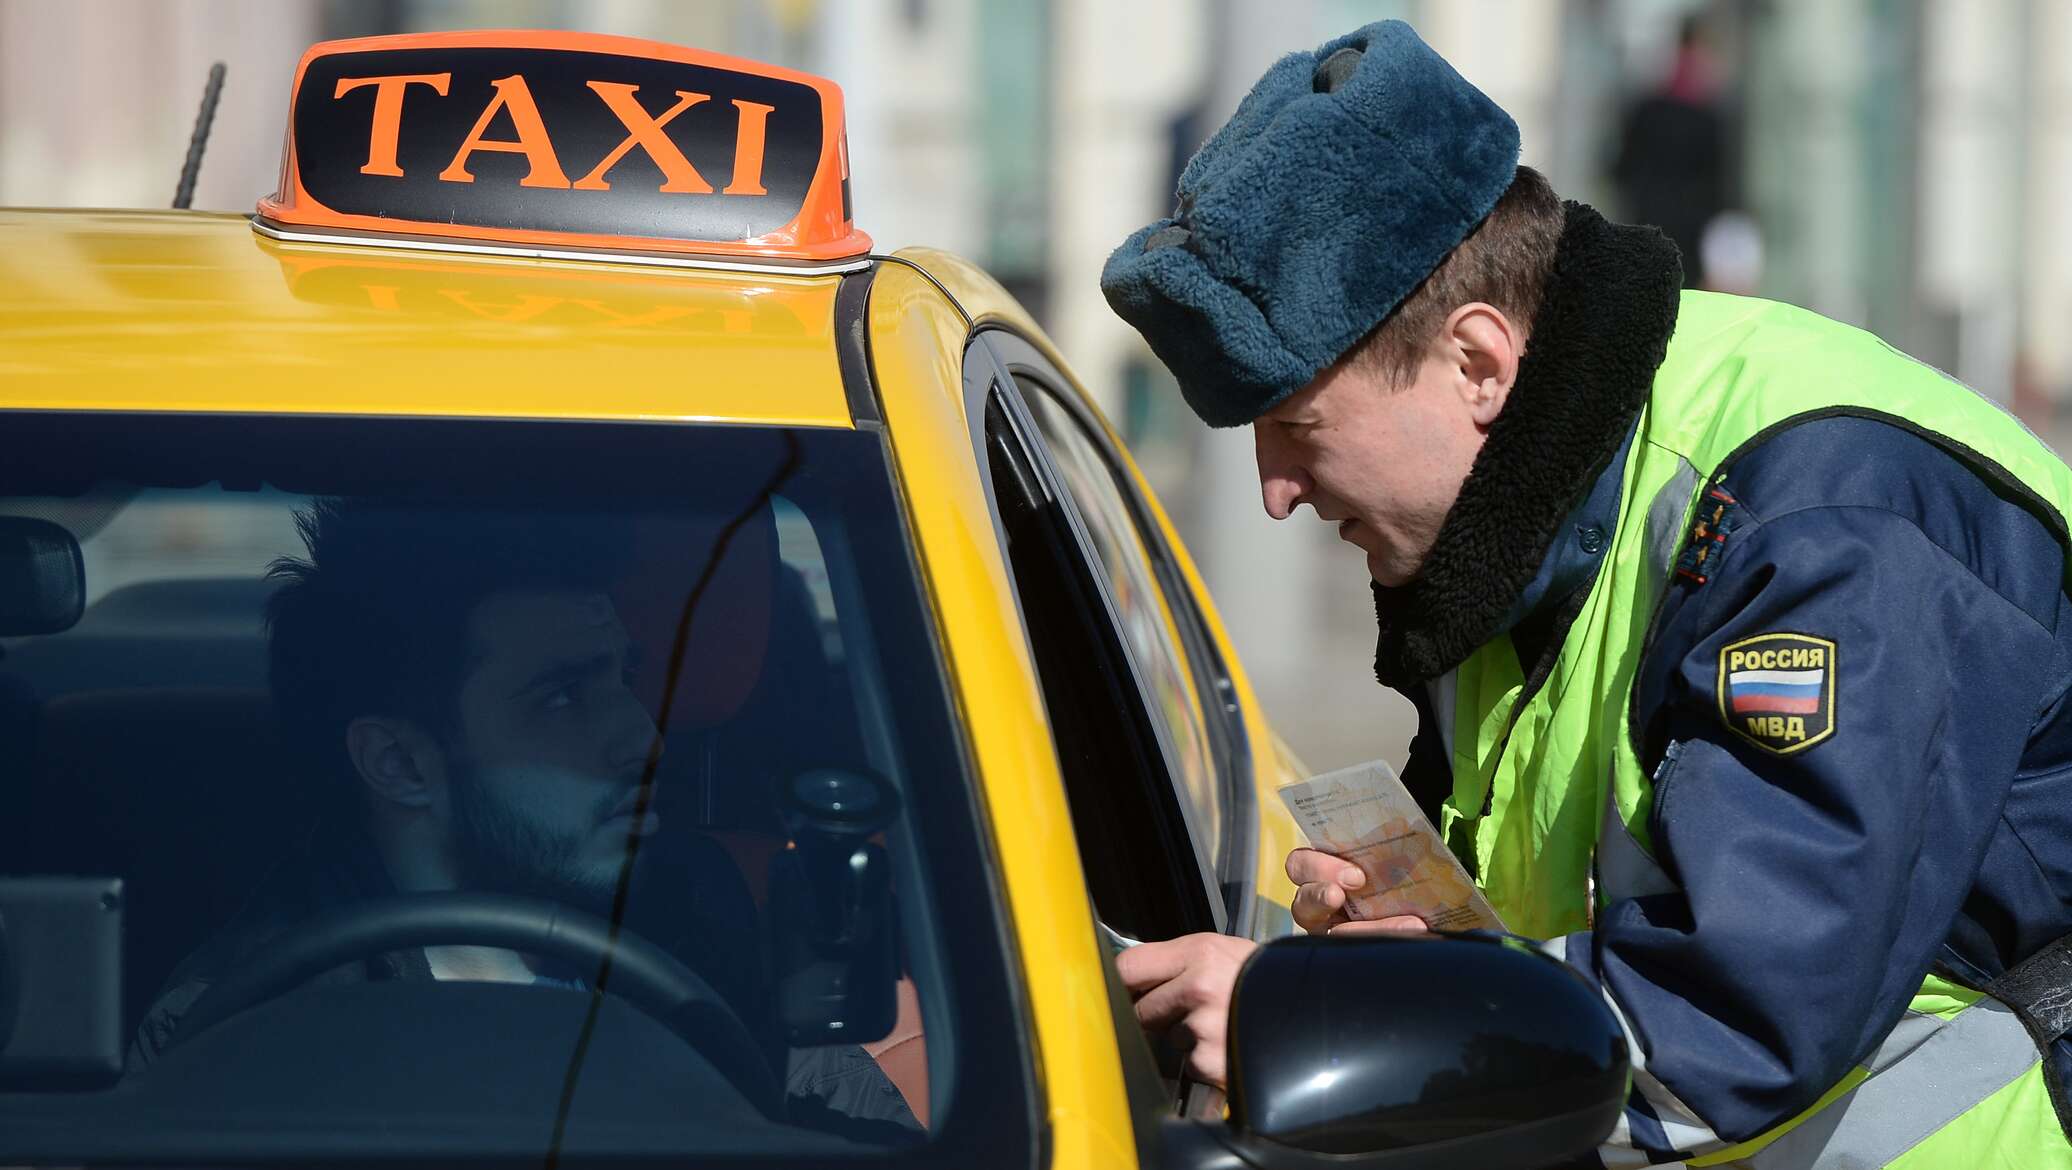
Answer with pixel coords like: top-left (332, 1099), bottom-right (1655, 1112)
top-left (345, 716), bottom-right (444, 810)
top-left (1442, 302), bottom-right (1523, 428)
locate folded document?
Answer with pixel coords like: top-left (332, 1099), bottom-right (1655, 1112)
top-left (1277, 760), bottom-right (1503, 933)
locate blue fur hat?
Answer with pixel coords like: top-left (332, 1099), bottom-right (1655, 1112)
top-left (1100, 21), bottom-right (1520, 427)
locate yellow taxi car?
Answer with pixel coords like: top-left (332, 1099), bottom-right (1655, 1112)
top-left (0, 30), bottom-right (1626, 1170)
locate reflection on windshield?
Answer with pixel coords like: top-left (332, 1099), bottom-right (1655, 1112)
top-left (0, 415), bottom-right (1012, 1164)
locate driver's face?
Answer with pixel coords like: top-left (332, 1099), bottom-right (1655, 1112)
top-left (441, 589), bottom-right (659, 909)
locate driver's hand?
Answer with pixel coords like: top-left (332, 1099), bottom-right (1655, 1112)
top-left (1287, 847), bottom-right (1431, 936)
top-left (1114, 933), bottom-right (1254, 1089)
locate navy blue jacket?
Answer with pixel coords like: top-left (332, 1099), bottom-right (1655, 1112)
top-left (1403, 415), bottom-right (2072, 1160)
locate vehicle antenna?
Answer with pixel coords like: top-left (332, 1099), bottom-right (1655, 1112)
top-left (172, 62), bottom-right (227, 210)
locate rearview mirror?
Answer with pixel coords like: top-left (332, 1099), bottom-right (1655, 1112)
top-left (1221, 932), bottom-right (1628, 1170)
top-left (0, 518), bottom-right (85, 637)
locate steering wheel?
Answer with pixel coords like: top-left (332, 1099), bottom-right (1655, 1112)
top-left (169, 893), bottom-right (779, 1111)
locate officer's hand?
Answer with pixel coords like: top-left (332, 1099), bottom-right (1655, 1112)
top-left (1287, 847), bottom-right (1431, 936)
top-left (1115, 933), bottom-right (1256, 1089)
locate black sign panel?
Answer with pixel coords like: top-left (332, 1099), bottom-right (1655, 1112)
top-left (295, 48), bottom-right (823, 243)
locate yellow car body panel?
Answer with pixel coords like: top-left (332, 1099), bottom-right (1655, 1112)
top-left (0, 209), bottom-right (852, 427)
top-left (863, 257), bottom-right (1140, 1167)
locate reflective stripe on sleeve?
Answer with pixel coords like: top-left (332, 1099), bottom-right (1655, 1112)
top-left (1541, 930), bottom-right (2043, 1167)
top-left (1689, 998), bottom-right (2038, 1167)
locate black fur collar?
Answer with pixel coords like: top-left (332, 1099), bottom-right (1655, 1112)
top-left (1372, 203), bottom-right (1683, 688)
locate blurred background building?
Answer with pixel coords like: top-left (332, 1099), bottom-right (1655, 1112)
top-left (4, 0), bottom-right (2069, 771)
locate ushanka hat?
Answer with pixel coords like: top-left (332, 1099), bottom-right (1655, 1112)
top-left (1101, 20), bottom-right (1520, 427)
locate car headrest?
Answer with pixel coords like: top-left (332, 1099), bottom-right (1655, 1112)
top-left (23, 688), bottom-right (285, 855)
top-left (15, 687), bottom-right (290, 1027)
top-left (612, 504), bottom-right (778, 730)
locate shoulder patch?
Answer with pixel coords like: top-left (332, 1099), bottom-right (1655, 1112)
top-left (1717, 632), bottom-right (1836, 754)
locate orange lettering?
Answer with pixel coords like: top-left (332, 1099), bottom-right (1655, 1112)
top-left (334, 72), bottom-right (451, 177)
top-left (574, 82), bottom-right (713, 192)
top-left (722, 99), bottom-right (775, 195)
top-left (436, 289), bottom-right (566, 323)
top-left (561, 298), bottom-right (700, 329)
top-left (438, 75), bottom-right (571, 189)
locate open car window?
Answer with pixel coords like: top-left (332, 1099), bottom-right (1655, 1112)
top-left (0, 413), bottom-right (1026, 1168)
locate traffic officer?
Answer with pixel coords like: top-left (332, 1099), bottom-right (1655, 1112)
top-left (1100, 20), bottom-right (2072, 1168)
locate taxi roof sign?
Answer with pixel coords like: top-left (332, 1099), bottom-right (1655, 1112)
top-left (256, 31), bottom-right (870, 267)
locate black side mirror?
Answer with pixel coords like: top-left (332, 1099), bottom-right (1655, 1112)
top-left (0, 518), bottom-right (85, 637)
top-left (1221, 933), bottom-right (1628, 1170)
top-left (767, 769), bottom-right (901, 1046)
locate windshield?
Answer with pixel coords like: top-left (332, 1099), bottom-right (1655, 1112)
top-left (0, 412), bottom-right (1027, 1167)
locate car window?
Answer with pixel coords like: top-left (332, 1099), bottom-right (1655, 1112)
top-left (1014, 376), bottom-right (1245, 891)
top-left (978, 393), bottom-right (1221, 944)
top-left (1002, 367), bottom-right (1261, 1122)
top-left (0, 412), bottom-right (1027, 1167)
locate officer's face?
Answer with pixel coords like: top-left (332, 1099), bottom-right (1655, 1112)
top-left (1253, 307), bottom-right (1518, 586)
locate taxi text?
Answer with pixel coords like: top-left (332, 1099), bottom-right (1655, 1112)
top-left (333, 72), bottom-right (774, 195)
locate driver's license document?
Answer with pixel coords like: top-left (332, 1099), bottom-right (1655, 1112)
top-left (1276, 760), bottom-right (1503, 933)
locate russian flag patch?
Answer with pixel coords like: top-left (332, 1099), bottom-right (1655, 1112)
top-left (1717, 632), bottom-right (1836, 754)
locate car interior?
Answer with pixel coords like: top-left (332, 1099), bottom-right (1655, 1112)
top-left (0, 476), bottom-right (931, 1149)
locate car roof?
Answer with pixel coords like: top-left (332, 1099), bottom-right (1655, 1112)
top-left (0, 208), bottom-right (853, 428)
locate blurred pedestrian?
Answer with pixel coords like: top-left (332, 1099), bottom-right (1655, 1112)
top-left (1612, 15), bottom-right (1734, 289)
top-left (1099, 19), bottom-right (2072, 1168)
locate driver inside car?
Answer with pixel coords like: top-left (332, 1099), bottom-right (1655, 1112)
top-left (128, 498), bottom-right (921, 1138)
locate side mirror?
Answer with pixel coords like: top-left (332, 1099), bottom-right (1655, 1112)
top-left (0, 518), bottom-right (85, 637)
top-left (1221, 933), bottom-right (1628, 1170)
